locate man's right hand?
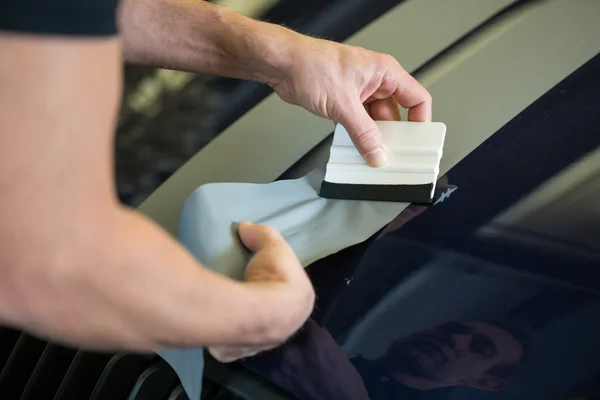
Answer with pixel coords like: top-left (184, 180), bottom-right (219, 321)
top-left (208, 222), bottom-right (315, 362)
top-left (1, 0), bottom-right (317, 357)
top-left (0, 32), bottom-right (313, 354)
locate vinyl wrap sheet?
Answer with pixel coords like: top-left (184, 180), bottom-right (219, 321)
top-left (156, 167), bottom-right (409, 400)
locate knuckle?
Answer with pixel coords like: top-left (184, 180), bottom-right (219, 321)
top-left (326, 97), bottom-right (346, 124)
top-left (353, 126), bottom-right (379, 146)
top-left (269, 285), bottom-right (315, 341)
top-left (259, 225), bottom-right (282, 241)
top-left (305, 286), bottom-right (317, 310)
top-left (380, 53), bottom-right (399, 67)
top-left (209, 348), bottom-right (235, 363)
top-left (424, 89), bottom-right (433, 104)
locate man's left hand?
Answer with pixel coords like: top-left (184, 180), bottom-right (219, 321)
top-left (270, 37), bottom-right (432, 167)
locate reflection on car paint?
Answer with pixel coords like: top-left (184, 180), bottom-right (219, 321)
top-left (244, 53), bottom-right (600, 399)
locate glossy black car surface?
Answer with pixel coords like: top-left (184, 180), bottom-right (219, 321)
top-left (243, 53), bottom-right (600, 399)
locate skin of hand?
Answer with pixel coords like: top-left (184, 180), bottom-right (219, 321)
top-left (208, 222), bottom-right (315, 362)
top-left (119, 0), bottom-right (432, 167)
top-left (270, 38), bottom-right (432, 167)
top-left (0, 33), bottom-right (314, 357)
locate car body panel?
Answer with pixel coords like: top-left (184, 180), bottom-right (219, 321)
top-left (138, 0), bottom-right (521, 236)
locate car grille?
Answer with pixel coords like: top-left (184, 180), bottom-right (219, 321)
top-left (0, 328), bottom-right (243, 400)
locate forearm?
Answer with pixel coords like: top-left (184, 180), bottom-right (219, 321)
top-left (0, 32), bottom-right (292, 352)
top-left (108, 208), bottom-right (303, 349)
top-left (2, 205), bottom-right (291, 351)
top-left (119, 0), bottom-right (299, 85)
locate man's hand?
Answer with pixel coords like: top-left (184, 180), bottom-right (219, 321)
top-left (270, 38), bottom-right (432, 167)
top-left (209, 222), bottom-right (315, 363)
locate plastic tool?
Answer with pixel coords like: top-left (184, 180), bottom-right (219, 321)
top-left (319, 121), bottom-right (447, 203)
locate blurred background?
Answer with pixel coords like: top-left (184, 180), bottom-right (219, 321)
top-left (116, 0), bottom-right (273, 206)
top-left (116, 0), bottom-right (400, 206)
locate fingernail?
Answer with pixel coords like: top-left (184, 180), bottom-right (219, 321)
top-left (232, 222), bottom-right (254, 255)
top-left (364, 147), bottom-right (388, 167)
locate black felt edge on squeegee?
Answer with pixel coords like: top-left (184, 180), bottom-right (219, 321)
top-left (319, 181), bottom-right (435, 204)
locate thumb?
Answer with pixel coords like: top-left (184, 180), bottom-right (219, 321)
top-left (236, 221), bottom-right (283, 252)
top-left (236, 221), bottom-right (307, 285)
top-left (335, 99), bottom-right (388, 167)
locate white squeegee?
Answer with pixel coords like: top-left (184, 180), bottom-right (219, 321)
top-left (319, 121), bottom-right (447, 203)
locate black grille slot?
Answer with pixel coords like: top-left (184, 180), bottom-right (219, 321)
top-left (0, 334), bottom-right (48, 396)
top-left (0, 328), bottom-right (189, 400)
top-left (0, 327), bottom-right (287, 400)
top-left (21, 344), bottom-right (77, 399)
top-left (54, 351), bottom-right (115, 400)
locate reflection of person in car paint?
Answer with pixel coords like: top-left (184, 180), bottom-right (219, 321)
top-left (247, 318), bottom-right (531, 400)
top-left (563, 373), bottom-right (600, 400)
top-left (351, 320), bottom-right (532, 397)
top-left (247, 318), bottom-right (372, 400)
